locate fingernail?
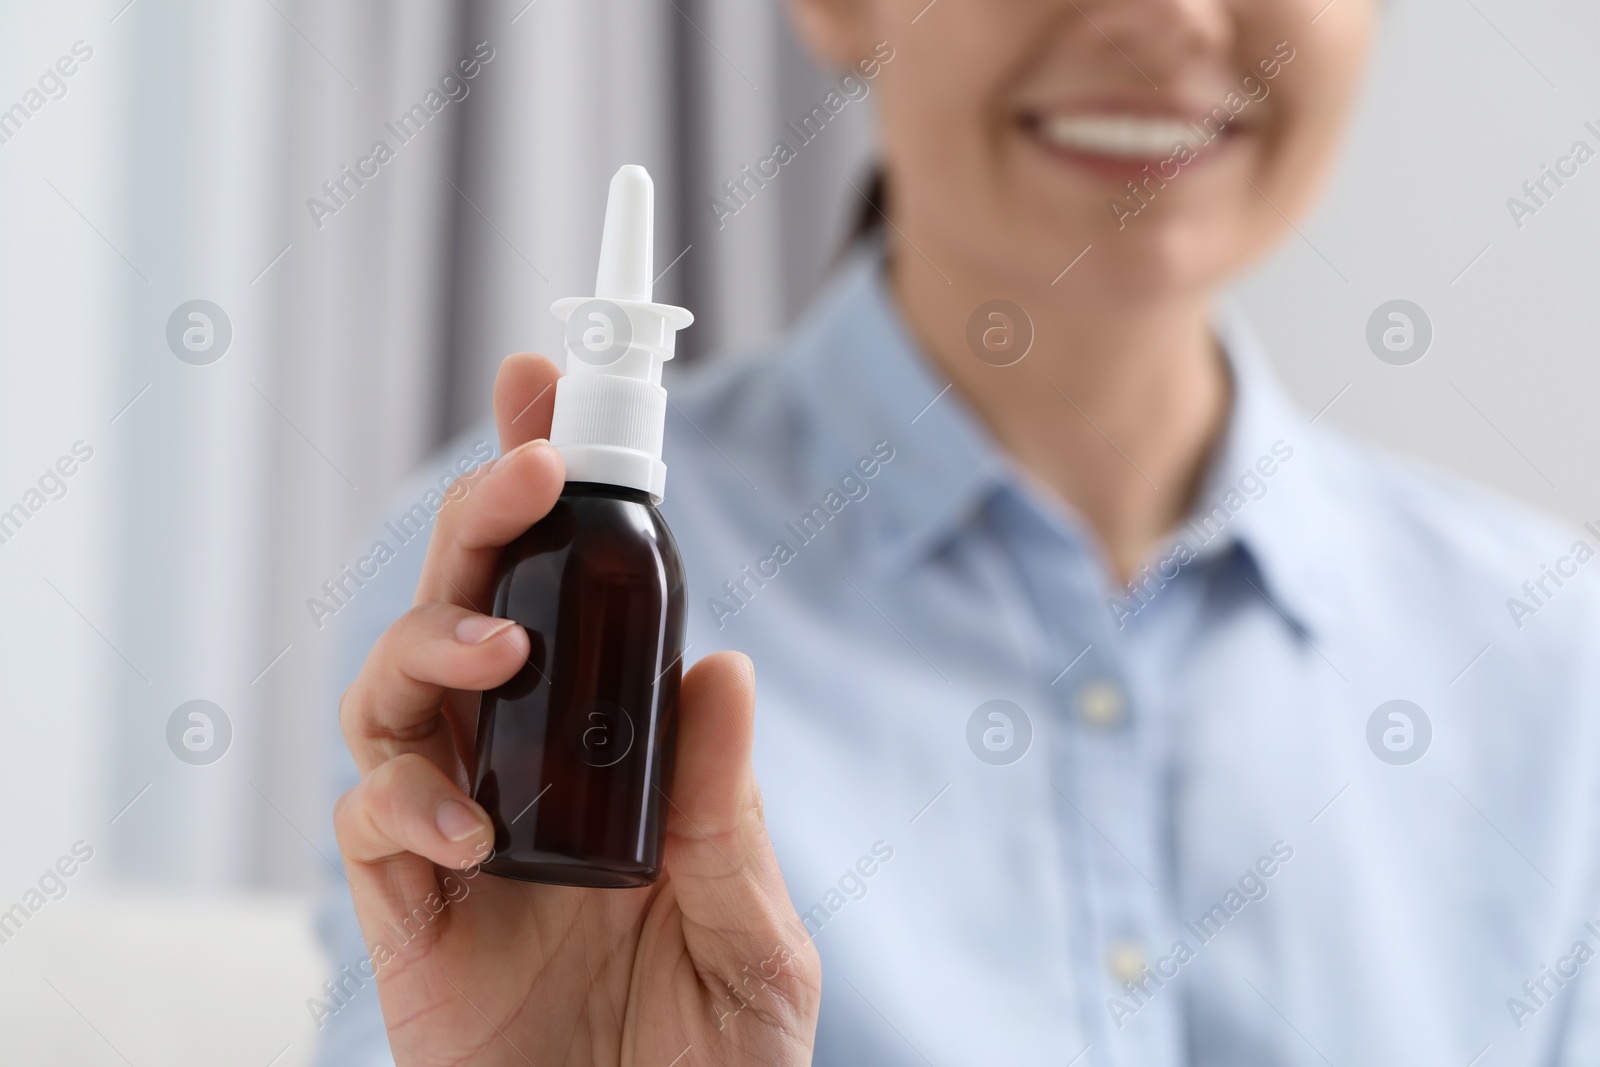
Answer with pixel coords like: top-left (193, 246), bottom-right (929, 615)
top-left (488, 438), bottom-right (550, 475)
top-left (436, 798), bottom-right (487, 842)
top-left (455, 615), bottom-right (518, 644)
top-left (499, 438), bottom-right (550, 463)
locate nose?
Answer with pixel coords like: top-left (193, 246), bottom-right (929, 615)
top-left (1063, 0), bottom-right (1234, 74)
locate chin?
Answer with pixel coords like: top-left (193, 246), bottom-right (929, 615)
top-left (1093, 218), bottom-right (1244, 299)
top-left (976, 209), bottom-right (1238, 304)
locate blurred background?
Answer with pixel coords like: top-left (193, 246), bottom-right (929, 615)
top-left (2, 0), bottom-right (1598, 1062)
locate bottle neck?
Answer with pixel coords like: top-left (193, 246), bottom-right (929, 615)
top-left (561, 481), bottom-right (657, 507)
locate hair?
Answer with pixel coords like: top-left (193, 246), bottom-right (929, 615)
top-left (846, 167), bottom-right (887, 247)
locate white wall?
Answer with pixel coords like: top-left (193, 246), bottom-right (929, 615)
top-left (1232, 0), bottom-right (1600, 525)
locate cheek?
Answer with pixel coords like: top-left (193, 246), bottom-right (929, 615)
top-left (1186, 25), bottom-right (1370, 277)
top-left (1251, 5), bottom-right (1372, 178)
top-left (879, 65), bottom-right (989, 176)
top-left (879, 81), bottom-right (1006, 252)
top-left (1252, 68), bottom-right (1364, 222)
top-left (874, 1), bottom-right (1033, 167)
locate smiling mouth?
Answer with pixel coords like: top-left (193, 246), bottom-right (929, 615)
top-left (1021, 110), bottom-right (1241, 176)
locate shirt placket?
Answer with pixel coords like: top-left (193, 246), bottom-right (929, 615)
top-left (995, 506), bottom-right (1182, 1067)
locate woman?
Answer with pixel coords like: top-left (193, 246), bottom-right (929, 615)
top-left (321, 0), bottom-right (1600, 1063)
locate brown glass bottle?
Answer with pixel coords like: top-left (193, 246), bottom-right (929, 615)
top-left (471, 481), bottom-right (686, 888)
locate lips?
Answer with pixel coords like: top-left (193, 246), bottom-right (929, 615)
top-left (1019, 103), bottom-right (1242, 180)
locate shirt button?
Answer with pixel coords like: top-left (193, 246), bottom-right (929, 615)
top-left (1106, 940), bottom-right (1147, 984)
top-left (1076, 680), bottom-right (1126, 728)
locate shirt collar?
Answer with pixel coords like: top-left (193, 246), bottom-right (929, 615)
top-left (778, 251), bottom-right (1342, 636)
top-left (1185, 300), bottom-right (1342, 637)
top-left (781, 249), bottom-right (1010, 570)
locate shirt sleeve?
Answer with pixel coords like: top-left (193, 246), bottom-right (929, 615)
top-left (1551, 618), bottom-right (1600, 1065)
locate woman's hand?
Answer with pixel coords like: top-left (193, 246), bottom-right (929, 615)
top-left (333, 352), bottom-right (821, 1065)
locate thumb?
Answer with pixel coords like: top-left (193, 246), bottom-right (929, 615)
top-left (663, 652), bottom-right (820, 1018)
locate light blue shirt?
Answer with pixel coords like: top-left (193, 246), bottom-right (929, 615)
top-left (316, 252), bottom-right (1600, 1066)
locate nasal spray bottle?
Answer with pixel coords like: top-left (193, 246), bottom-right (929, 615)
top-left (472, 165), bottom-right (690, 887)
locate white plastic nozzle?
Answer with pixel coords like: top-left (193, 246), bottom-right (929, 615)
top-left (595, 165), bottom-right (653, 302)
top-left (549, 165), bottom-right (693, 504)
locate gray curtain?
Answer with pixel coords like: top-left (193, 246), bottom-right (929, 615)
top-left (441, 0), bottom-right (875, 434)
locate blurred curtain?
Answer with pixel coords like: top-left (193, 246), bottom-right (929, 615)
top-left (97, 0), bottom-right (873, 893)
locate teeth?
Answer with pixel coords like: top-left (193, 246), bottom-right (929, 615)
top-left (1039, 115), bottom-right (1202, 159)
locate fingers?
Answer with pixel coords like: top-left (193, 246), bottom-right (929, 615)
top-left (494, 352), bottom-right (560, 455)
top-left (664, 652), bottom-right (823, 1028)
top-left (335, 752), bottom-right (494, 872)
top-left (412, 352), bottom-right (563, 609)
top-left (664, 654), bottom-right (810, 937)
top-left (667, 652), bottom-right (762, 847)
top-left (333, 754), bottom-right (495, 976)
top-left (341, 602), bottom-right (530, 776)
top-left (414, 437), bottom-right (565, 609)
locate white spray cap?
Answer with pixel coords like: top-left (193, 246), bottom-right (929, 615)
top-left (549, 165), bottom-right (693, 504)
